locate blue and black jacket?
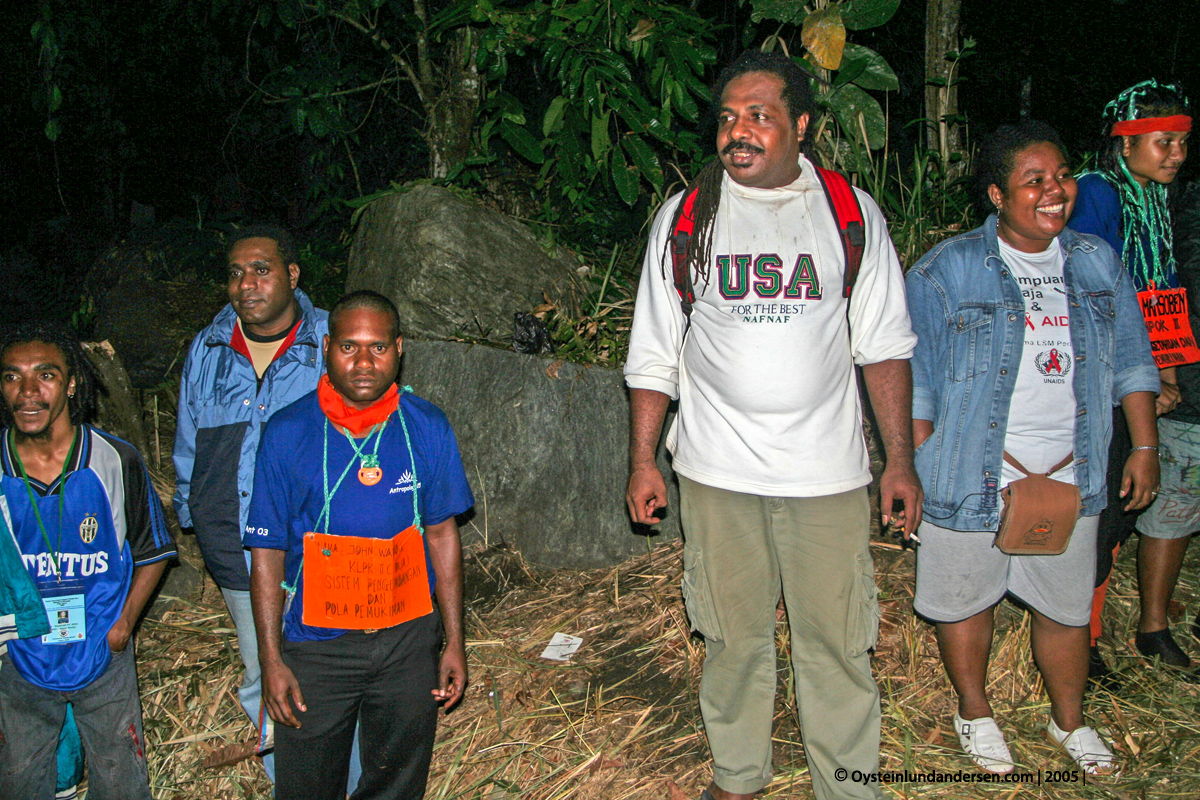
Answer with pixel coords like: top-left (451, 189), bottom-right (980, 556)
top-left (173, 289), bottom-right (328, 590)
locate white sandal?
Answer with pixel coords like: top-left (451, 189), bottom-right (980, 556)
top-left (954, 713), bottom-right (1015, 774)
top-left (1046, 717), bottom-right (1118, 776)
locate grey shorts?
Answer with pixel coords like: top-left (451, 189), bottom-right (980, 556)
top-left (913, 515), bottom-right (1099, 627)
top-left (1137, 418), bottom-right (1200, 541)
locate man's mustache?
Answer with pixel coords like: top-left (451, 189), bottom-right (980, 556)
top-left (722, 141), bottom-right (764, 156)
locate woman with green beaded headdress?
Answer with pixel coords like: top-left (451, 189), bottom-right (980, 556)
top-left (1070, 79), bottom-right (1193, 687)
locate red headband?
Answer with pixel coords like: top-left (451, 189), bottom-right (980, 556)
top-left (1111, 115), bottom-right (1192, 136)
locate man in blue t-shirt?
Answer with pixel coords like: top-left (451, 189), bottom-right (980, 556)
top-left (0, 323), bottom-right (175, 799)
top-left (246, 290), bottom-right (473, 800)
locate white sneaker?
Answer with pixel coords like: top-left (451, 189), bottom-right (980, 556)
top-left (954, 713), bottom-right (1015, 774)
top-left (1046, 717), bottom-right (1118, 776)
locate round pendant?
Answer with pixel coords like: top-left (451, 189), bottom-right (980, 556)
top-left (359, 466), bottom-right (383, 486)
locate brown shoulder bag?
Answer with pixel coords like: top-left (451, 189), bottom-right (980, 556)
top-left (994, 452), bottom-right (1081, 555)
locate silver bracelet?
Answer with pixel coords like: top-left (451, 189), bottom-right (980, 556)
top-left (1131, 445), bottom-right (1159, 452)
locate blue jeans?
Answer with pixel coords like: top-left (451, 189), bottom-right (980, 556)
top-left (223, 585), bottom-right (362, 791)
top-left (0, 646), bottom-right (151, 800)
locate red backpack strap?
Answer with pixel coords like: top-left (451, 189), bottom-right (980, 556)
top-left (669, 187), bottom-right (701, 319)
top-left (814, 166), bottom-right (866, 299)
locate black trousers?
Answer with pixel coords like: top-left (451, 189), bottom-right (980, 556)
top-left (1095, 407), bottom-right (1143, 586)
top-left (275, 608), bottom-right (442, 800)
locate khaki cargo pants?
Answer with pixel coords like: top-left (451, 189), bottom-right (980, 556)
top-left (679, 476), bottom-right (883, 800)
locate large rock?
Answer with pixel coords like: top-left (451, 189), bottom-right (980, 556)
top-left (400, 340), bottom-right (680, 569)
top-left (347, 185), bottom-right (577, 341)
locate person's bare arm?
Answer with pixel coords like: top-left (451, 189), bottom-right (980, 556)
top-left (913, 419), bottom-right (934, 450)
top-left (1157, 366), bottom-right (1181, 416)
top-left (425, 517), bottom-right (466, 711)
top-left (626, 388), bottom-right (672, 525)
top-left (107, 560), bottom-right (169, 652)
top-left (251, 547), bottom-right (305, 728)
top-left (1120, 390), bottom-right (1161, 511)
top-left (861, 359), bottom-right (924, 534)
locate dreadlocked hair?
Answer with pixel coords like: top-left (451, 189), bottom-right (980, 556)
top-left (663, 50), bottom-right (818, 287)
top-left (0, 321), bottom-right (100, 429)
top-left (661, 159), bottom-right (726, 287)
top-left (1088, 79), bottom-right (1191, 289)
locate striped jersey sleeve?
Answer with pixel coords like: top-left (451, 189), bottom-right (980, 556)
top-left (93, 429), bottom-right (176, 566)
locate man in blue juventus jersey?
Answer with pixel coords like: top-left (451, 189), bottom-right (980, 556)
top-left (0, 322), bottom-right (176, 799)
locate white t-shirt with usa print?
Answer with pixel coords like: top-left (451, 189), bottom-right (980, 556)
top-left (625, 157), bottom-right (916, 496)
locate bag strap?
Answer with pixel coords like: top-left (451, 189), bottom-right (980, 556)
top-left (668, 165), bottom-right (866, 317)
top-left (1003, 451), bottom-right (1075, 477)
top-left (669, 186), bottom-right (701, 319)
top-left (813, 166), bottom-right (866, 299)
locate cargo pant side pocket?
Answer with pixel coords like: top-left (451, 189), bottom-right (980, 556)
top-left (847, 550), bottom-right (881, 657)
top-left (681, 541), bottom-right (724, 643)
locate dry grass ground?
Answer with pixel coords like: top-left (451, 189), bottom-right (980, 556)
top-left (133, 531), bottom-right (1200, 800)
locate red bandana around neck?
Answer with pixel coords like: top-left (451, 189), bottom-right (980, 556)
top-left (317, 374), bottom-right (399, 435)
top-left (1110, 115), bottom-right (1192, 137)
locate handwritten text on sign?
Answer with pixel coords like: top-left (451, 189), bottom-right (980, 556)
top-left (1139, 286), bottom-right (1200, 368)
top-left (302, 526), bottom-right (432, 629)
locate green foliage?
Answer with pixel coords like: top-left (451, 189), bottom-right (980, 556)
top-left (31, 3), bottom-right (61, 142)
top-left (293, 237), bottom-right (350, 312)
top-left (861, 149), bottom-right (977, 269)
top-left (465, 0), bottom-right (717, 224)
top-left (837, 43), bottom-right (899, 92)
top-left (534, 246), bottom-right (639, 366)
top-left (70, 292), bottom-right (97, 338)
top-left (240, 0), bottom-right (717, 236)
top-left (749, 0), bottom-right (899, 175)
top-left (925, 35), bottom-right (976, 169)
top-left (839, 0), bottom-right (901, 30)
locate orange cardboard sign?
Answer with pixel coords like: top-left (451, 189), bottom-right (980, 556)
top-left (1139, 287), bottom-right (1200, 368)
top-left (302, 526), bottom-right (432, 630)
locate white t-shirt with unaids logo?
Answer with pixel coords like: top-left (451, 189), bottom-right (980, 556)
top-left (999, 237), bottom-right (1077, 486)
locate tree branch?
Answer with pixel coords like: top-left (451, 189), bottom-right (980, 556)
top-left (260, 75), bottom-right (403, 104)
top-left (303, 2), bottom-right (429, 108)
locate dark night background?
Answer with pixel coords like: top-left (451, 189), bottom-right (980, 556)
top-left (1, 0), bottom-right (1195, 327)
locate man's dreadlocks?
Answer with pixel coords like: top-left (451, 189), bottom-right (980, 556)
top-left (1088, 79), bottom-right (1190, 290)
top-left (0, 321), bottom-right (100, 429)
top-left (664, 51), bottom-right (817, 288)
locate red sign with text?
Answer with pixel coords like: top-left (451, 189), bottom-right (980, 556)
top-left (1139, 286), bottom-right (1200, 368)
top-left (302, 526), bottom-right (432, 630)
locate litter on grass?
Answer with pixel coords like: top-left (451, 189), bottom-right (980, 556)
top-left (540, 632), bottom-right (584, 661)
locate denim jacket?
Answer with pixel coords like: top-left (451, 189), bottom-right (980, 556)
top-left (905, 216), bottom-right (1159, 531)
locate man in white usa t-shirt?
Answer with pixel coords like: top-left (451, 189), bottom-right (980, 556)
top-left (624, 51), bottom-right (921, 800)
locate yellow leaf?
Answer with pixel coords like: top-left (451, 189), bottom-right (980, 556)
top-left (801, 8), bottom-right (846, 70)
top-left (628, 19), bottom-right (655, 43)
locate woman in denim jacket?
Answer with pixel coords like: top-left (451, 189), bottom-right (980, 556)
top-left (904, 121), bottom-right (1160, 777)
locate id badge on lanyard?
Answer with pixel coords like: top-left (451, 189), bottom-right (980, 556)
top-left (301, 526), bottom-right (432, 630)
top-left (1138, 284), bottom-right (1200, 368)
top-left (39, 579), bottom-right (88, 645)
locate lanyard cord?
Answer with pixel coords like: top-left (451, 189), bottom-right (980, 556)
top-left (316, 419), bottom-right (387, 534)
top-left (281, 387), bottom-right (421, 598)
top-left (10, 426), bottom-right (78, 583)
top-left (395, 388), bottom-right (423, 534)
top-left (281, 418), bottom-right (384, 595)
